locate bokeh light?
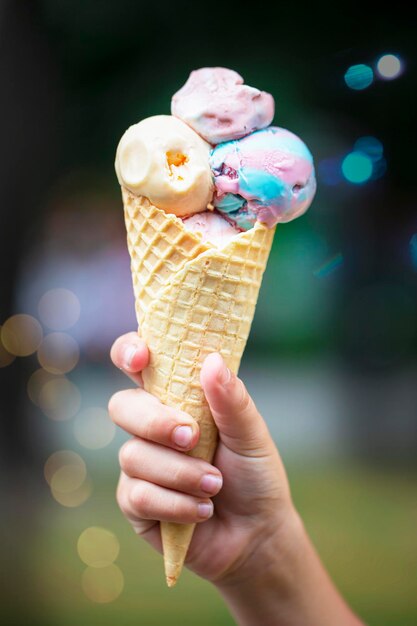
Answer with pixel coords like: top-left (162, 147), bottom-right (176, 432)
top-left (77, 527), bottom-right (120, 568)
top-left (44, 450), bottom-right (86, 485)
top-left (353, 136), bottom-right (386, 181)
top-left (0, 327), bottom-right (15, 367)
top-left (50, 463), bottom-right (86, 493)
top-left (354, 136), bottom-right (383, 159)
top-left (74, 407), bottom-right (116, 449)
top-left (81, 564), bottom-right (124, 603)
top-left (38, 288), bottom-right (81, 331)
top-left (376, 54), bottom-right (402, 79)
top-left (342, 152), bottom-right (373, 184)
top-left (44, 449), bottom-right (91, 508)
top-left (27, 368), bottom-right (59, 405)
top-left (1, 314), bottom-right (43, 356)
top-left (37, 332), bottom-right (80, 374)
top-left (38, 377), bottom-right (81, 420)
top-left (344, 64), bottom-right (373, 90)
top-left (51, 476), bottom-right (92, 508)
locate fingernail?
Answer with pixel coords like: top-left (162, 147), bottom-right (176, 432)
top-left (197, 502), bottom-right (213, 519)
top-left (201, 474), bottom-right (222, 494)
top-left (218, 358), bottom-right (232, 386)
top-left (173, 425), bottom-right (193, 448)
top-left (123, 345), bottom-right (138, 370)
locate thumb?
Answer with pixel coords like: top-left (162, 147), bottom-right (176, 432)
top-left (200, 353), bottom-right (273, 457)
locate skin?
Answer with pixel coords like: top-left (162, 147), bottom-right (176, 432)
top-left (109, 332), bottom-right (364, 626)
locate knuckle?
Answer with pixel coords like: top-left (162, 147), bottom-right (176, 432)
top-left (142, 403), bottom-right (172, 443)
top-left (170, 462), bottom-right (186, 486)
top-left (142, 414), bottom-right (155, 442)
top-left (116, 484), bottom-right (130, 517)
top-left (172, 459), bottom-right (206, 493)
top-left (235, 379), bottom-right (253, 415)
top-left (130, 484), bottom-right (151, 517)
top-left (108, 390), bottom-right (124, 422)
top-left (170, 495), bottom-right (187, 521)
top-left (118, 440), bottom-right (138, 471)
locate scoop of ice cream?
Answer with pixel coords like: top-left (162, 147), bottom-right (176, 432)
top-left (115, 115), bottom-right (213, 217)
top-left (210, 126), bottom-right (316, 229)
top-left (171, 67), bottom-right (274, 145)
top-left (182, 210), bottom-right (241, 247)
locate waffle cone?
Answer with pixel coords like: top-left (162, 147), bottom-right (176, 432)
top-left (122, 188), bottom-right (275, 586)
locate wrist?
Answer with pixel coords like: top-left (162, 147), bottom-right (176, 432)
top-left (214, 503), bottom-right (304, 601)
top-left (215, 506), bottom-right (363, 626)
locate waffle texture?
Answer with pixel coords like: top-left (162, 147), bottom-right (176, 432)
top-left (123, 189), bottom-right (275, 586)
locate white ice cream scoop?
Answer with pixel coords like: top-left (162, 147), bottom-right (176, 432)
top-left (115, 115), bottom-right (213, 217)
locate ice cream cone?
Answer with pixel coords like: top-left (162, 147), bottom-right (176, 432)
top-left (122, 188), bottom-right (275, 586)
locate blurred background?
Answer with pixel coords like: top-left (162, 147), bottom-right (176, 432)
top-left (1, 2), bottom-right (416, 625)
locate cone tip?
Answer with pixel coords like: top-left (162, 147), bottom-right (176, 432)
top-left (166, 574), bottom-right (178, 588)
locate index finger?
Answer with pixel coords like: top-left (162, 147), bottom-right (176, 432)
top-left (110, 331), bottom-right (149, 387)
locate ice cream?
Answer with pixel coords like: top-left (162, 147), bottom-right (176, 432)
top-left (115, 66), bottom-right (316, 587)
top-left (122, 190), bottom-right (274, 588)
top-left (183, 210), bottom-right (241, 246)
top-left (210, 126), bottom-right (317, 229)
top-left (115, 115), bottom-right (213, 216)
top-left (172, 67), bottom-right (274, 145)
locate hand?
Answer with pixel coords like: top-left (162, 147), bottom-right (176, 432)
top-left (109, 332), bottom-right (294, 585)
top-left (109, 333), bottom-right (364, 625)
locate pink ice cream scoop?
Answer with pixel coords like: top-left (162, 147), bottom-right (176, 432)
top-left (210, 126), bottom-right (317, 229)
top-left (182, 210), bottom-right (241, 247)
top-left (171, 67), bottom-right (275, 145)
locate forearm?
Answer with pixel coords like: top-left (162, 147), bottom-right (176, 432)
top-left (216, 511), bottom-right (364, 626)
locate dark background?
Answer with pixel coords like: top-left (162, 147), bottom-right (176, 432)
top-left (1, 2), bottom-right (416, 625)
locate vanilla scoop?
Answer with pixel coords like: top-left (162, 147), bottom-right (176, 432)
top-left (115, 115), bottom-right (213, 217)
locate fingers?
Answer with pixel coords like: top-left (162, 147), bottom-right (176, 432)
top-left (108, 388), bottom-right (200, 452)
top-left (117, 472), bottom-right (215, 525)
top-left (200, 353), bottom-right (273, 458)
top-left (116, 473), bottom-right (159, 537)
top-left (110, 332), bottom-right (149, 386)
top-left (119, 438), bottom-right (223, 498)
top-left (116, 434), bottom-right (223, 528)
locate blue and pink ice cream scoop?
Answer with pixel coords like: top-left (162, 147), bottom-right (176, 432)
top-left (210, 126), bottom-right (316, 230)
top-left (172, 67), bottom-right (316, 233)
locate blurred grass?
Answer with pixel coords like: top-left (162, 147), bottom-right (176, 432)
top-left (290, 463), bottom-right (417, 626)
top-left (16, 462), bottom-right (415, 626)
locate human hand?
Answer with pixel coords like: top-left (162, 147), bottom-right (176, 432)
top-left (109, 332), bottom-right (364, 625)
top-left (109, 332), bottom-right (296, 586)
